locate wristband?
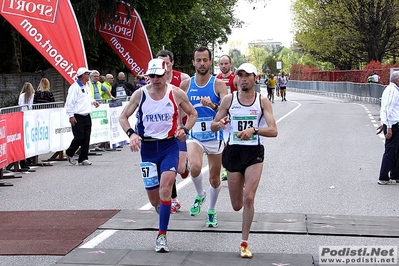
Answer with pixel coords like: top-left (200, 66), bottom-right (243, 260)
top-left (180, 127), bottom-right (189, 134)
top-left (212, 103), bottom-right (219, 111)
top-left (126, 128), bottom-right (135, 137)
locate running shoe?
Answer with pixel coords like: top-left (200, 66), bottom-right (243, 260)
top-left (240, 242), bottom-right (253, 259)
top-left (206, 209), bottom-right (218, 227)
top-left (378, 179), bottom-right (397, 185)
top-left (78, 160), bottom-right (92, 165)
top-left (190, 191), bottom-right (206, 216)
top-left (180, 157), bottom-right (189, 179)
top-left (155, 234), bottom-right (169, 252)
top-left (180, 169), bottom-right (189, 179)
top-left (221, 169), bottom-right (227, 181)
top-left (171, 200), bottom-right (181, 214)
top-left (67, 155), bottom-right (76, 165)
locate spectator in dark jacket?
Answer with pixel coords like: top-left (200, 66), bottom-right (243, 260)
top-left (111, 72), bottom-right (135, 98)
top-left (33, 78), bottom-right (55, 103)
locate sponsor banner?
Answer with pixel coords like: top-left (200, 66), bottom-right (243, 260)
top-left (1, 0), bottom-right (87, 84)
top-left (0, 112), bottom-right (25, 167)
top-left (49, 108), bottom-right (73, 152)
top-left (24, 109), bottom-right (50, 157)
top-left (108, 101), bottom-right (127, 148)
top-left (0, 104), bottom-right (134, 165)
top-left (94, 2), bottom-right (152, 76)
top-left (90, 104), bottom-right (110, 144)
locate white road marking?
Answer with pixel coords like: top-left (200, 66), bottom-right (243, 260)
top-left (80, 230), bottom-right (118, 248)
top-left (356, 103), bottom-right (385, 141)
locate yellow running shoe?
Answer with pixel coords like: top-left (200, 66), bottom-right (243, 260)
top-left (240, 242), bottom-right (253, 259)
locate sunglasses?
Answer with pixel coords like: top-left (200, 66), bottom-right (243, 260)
top-left (148, 73), bottom-right (165, 78)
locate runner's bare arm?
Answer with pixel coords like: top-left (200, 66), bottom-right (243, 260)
top-left (119, 88), bottom-right (141, 131)
top-left (215, 78), bottom-right (228, 99)
top-left (211, 94), bottom-right (232, 132)
top-left (259, 95), bottom-right (278, 138)
top-left (174, 88), bottom-right (197, 129)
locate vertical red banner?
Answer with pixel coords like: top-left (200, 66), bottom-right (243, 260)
top-left (0, 0), bottom-right (88, 84)
top-left (94, 3), bottom-right (152, 76)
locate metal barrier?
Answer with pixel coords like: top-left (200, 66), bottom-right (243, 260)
top-left (1, 98), bottom-right (129, 113)
top-left (288, 80), bottom-right (385, 104)
top-left (32, 101), bottom-right (64, 109)
top-left (97, 98), bottom-right (127, 104)
top-left (0, 105), bottom-right (25, 114)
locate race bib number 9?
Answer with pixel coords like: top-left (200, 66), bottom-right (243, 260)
top-left (192, 116), bottom-right (216, 141)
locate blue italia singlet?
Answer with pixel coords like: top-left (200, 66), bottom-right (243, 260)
top-left (186, 76), bottom-right (223, 142)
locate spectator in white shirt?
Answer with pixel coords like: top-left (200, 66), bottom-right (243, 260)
top-left (18, 82), bottom-right (35, 109)
top-left (65, 67), bottom-right (100, 166)
top-left (372, 72), bottom-right (380, 83)
top-left (376, 71), bottom-right (399, 184)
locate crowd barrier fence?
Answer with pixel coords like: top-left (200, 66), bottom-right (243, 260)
top-left (0, 99), bottom-right (136, 176)
top-left (287, 80), bottom-right (385, 104)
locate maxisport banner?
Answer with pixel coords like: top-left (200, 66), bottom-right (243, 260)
top-left (0, 112), bottom-right (25, 167)
top-left (94, 2), bottom-right (152, 76)
top-left (0, 0), bottom-right (87, 84)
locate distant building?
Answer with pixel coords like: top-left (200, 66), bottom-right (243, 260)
top-left (248, 40), bottom-right (282, 49)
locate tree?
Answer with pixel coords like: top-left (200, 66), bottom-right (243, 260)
top-left (262, 55), bottom-right (277, 75)
top-left (167, 0), bottom-right (238, 74)
top-left (0, 0), bottom-right (237, 74)
top-left (248, 47), bottom-right (269, 73)
top-left (292, 0), bottom-right (399, 69)
top-left (230, 48), bottom-right (247, 70)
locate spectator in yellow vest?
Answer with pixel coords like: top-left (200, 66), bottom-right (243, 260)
top-left (89, 70), bottom-right (115, 101)
top-left (104, 74), bottom-right (114, 92)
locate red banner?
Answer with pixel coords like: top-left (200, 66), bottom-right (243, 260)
top-left (95, 3), bottom-right (152, 76)
top-left (0, 0), bottom-right (87, 84)
top-left (0, 112), bottom-right (25, 168)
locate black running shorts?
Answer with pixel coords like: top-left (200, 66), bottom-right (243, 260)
top-left (222, 145), bottom-right (264, 175)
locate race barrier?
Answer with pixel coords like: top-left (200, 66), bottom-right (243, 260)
top-left (0, 100), bottom-right (137, 170)
top-left (288, 80), bottom-right (385, 104)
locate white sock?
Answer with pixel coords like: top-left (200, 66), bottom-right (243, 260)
top-left (191, 173), bottom-right (204, 196)
top-left (208, 184), bottom-right (221, 210)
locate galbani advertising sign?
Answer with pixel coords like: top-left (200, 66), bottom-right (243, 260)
top-left (0, 0), bottom-right (87, 84)
top-left (95, 3), bottom-right (152, 76)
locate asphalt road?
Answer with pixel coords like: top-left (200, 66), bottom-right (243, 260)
top-left (1, 88), bottom-right (398, 266)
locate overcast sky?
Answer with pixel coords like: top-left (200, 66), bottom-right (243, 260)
top-left (220, 0), bottom-right (294, 55)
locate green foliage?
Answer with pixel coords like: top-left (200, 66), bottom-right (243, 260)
top-left (292, 0), bottom-right (399, 70)
top-left (249, 47), bottom-right (269, 73)
top-left (0, 0), bottom-right (237, 75)
top-left (165, 0), bottom-right (238, 74)
top-left (230, 48), bottom-right (247, 70)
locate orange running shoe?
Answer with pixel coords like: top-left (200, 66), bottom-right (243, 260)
top-left (240, 242), bottom-right (253, 259)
